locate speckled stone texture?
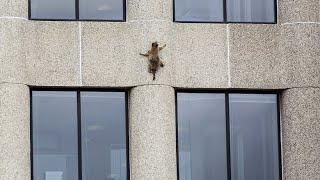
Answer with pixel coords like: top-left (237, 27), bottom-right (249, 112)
top-left (0, 19), bottom-right (27, 84)
top-left (229, 24), bottom-right (288, 89)
top-left (279, 0), bottom-right (320, 23)
top-left (0, 84), bottom-right (30, 180)
top-left (129, 85), bottom-right (177, 180)
top-left (127, 0), bottom-right (172, 21)
top-left (26, 21), bottom-right (80, 86)
top-left (82, 21), bottom-right (174, 86)
top-left (280, 24), bottom-right (320, 88)
top-left (281, 88), bottom-right (320, 180)
top-left (0, 0), bottom-right (27, 18)
top-left (172, 24), bottom-right (229, 88)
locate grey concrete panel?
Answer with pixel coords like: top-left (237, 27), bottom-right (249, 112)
top-left (82, 21), bottom-right (174, 87)
top-left (279, 0), bottom-right (320, 23)
top-left (127, 0), bottom-right (172, 21)
top-left (129, 85), bottom-right (177, 180)
top-left (0, 0), bottom-right (28, 18)
top-left (282, 88), bottom-right (320, 180)
top-left (280, 24), bottom-right (320, 88)
top-left (0, 19), bottom-right (27, 84)
top-left (0, 83), bottom-right (30, 180)
top-left (172, 24), bottom-right (229, 88)
top-left (26, 21), bottom-right (80, 86)
top-left (229, 24), bottom-right (288, 89)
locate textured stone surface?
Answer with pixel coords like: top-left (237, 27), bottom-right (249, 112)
top-left (229, 24), bottom-right (288, 89)
top-left (0, 83), bottom-right (30, 180)
top-left (129, 85), bottom-right (176, 180)
top-left (0, 19), bottom-right (27, 84)
top-left (127, 0), bottom-right (172, 21)
top-left (82, 21), bottom-right (174, 87)
top-left (279, 0), bottom-right (320, 23)
top-left (280, 24), bottom-right (320, 88)
top-left (282, 88), bottom-right (320, 180)
top-left (0, 0), bottom-right (27, 18)
top-left (26, 21), bottom-right (80, 86)
top-left (172, 24), bottom-right (229, 88)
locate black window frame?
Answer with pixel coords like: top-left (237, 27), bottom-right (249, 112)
top-left (28, 0), bottom-right (127, 22)
top-left (30, 87), bottom-right (130, 180)
top-left (173, 0), bottom-right (277, 24)
top-left (175, 89), bottom-right (282, 180)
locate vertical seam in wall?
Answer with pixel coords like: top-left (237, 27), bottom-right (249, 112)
top-left (79, 22), bottom-right (83, 86)
top-left (227, 24), bottom-right (231, 88)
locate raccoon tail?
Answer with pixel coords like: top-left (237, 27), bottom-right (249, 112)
top-left (153, 73), bottom-right (156, 80)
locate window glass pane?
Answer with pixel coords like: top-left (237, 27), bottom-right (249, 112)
top-left (227, 0), bottom-right (275, 22)
top-left (32, 91), bottom-right (78, 180)
top-left (177, 93), bottom-right (228, 180)
top-left (81, 92), bottom-right (127, 180)
top-left (174, 0), bottom-right (224, 22)
top-left (30, 0), bottom-right (75, 19)
top-left (229, 94), bottom-right (279, 180)
top-left (79, 0), bottom-right (124, 20)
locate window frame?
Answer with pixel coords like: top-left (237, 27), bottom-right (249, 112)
top-left (30, 87), bottom-right (130, 180)
top-left (173, 0), bottom-right (277, 24)
top-left (28, 0), bottom-right (127, 22)
top-left (175, 89), bottom-right (282, 180)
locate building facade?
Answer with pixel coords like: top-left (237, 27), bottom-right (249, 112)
top-left (0, 0), bottom-right (319, 180)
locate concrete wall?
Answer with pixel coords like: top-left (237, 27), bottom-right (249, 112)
top-left (0, 0), bottom-right (319, 179)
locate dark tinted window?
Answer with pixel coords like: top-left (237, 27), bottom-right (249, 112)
top-left (177, 93), bottom-right (228, 180)
top-left (81, 92), bottom-right (127, 180)
top-left (30, 0), bottom-right (125, 21)
top-left (174, 0), bottom-right (276, 23)
top-left (229, 94), bottom-right (279, 180)
top-left (79, 0), bottom-right (124, 20)
top-left (30, 0), bottom-right (76, 19)
top-left (176, 92), bottom-right (280, 180)
top-left (32, 90), bottom-right (128, 180)
top-left (32, 91), bottom-right (79, 180)
top-left (174, 0), bottom-right (224, 22)
top-left (227, 0), bottom-right (275, 22)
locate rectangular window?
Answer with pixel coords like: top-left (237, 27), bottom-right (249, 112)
top-left (176, 91), bottom-right (281, 180)
top-left (31, 90), bottom-right (129, 180)
top-left (177, 93), bottom-right (228, 180)
top-left (174, 0), bottom-right (224, 22)
top-left (29, 0), bottom-right (126, 21)
top-left (173, 0), bottom-right (276, 23)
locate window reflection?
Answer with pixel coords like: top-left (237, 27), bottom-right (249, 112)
top-left (229, 94), bottom-right (279, 180)
top-left (31, 0), bottom-right (75, 19)
top-left (227, 0), bottom-right (275, 22)
top-left (81, 92), bottom-right (127, 180)
top-left (79, 0), bottom-right (124, 20)
top-left (177, 93), bottom-right (228, 180)
top-left (32, 91), bottom-right (128, 180)
top-left (174, 0), bottom-right (224, 22)
top-left (32, 91), bottom-right (79, 180)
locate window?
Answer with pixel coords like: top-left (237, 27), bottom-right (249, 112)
top-left (174, 0), bottom-right (276, 23)
top-left (29, 0), bottom-right (126, 21)
top-left (176, 91), bottom-right (281, 180)
top-left (31, 90), bottom-right (129, 180)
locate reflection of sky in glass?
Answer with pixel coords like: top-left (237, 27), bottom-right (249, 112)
top-left (175, 0), bottom-right (224, 21)
top-left (230, 94), bottom-right (279, 180)
top-left (177, 93), bottom-right (228, 180)
top-left (32, 91), bottom-right (78, 180)
top-left (31, 0), bottom-right (124, 20)
top-left (80, 0), bottom-right (124, 20)
top-left (31, 0), bottom-right (75, 19)
top-left (32, 91), bottom-right (128, 180)
top-left (227, 0), bottom-right (275, 22)
top-left (81, 92), bottom-right (127, 180)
